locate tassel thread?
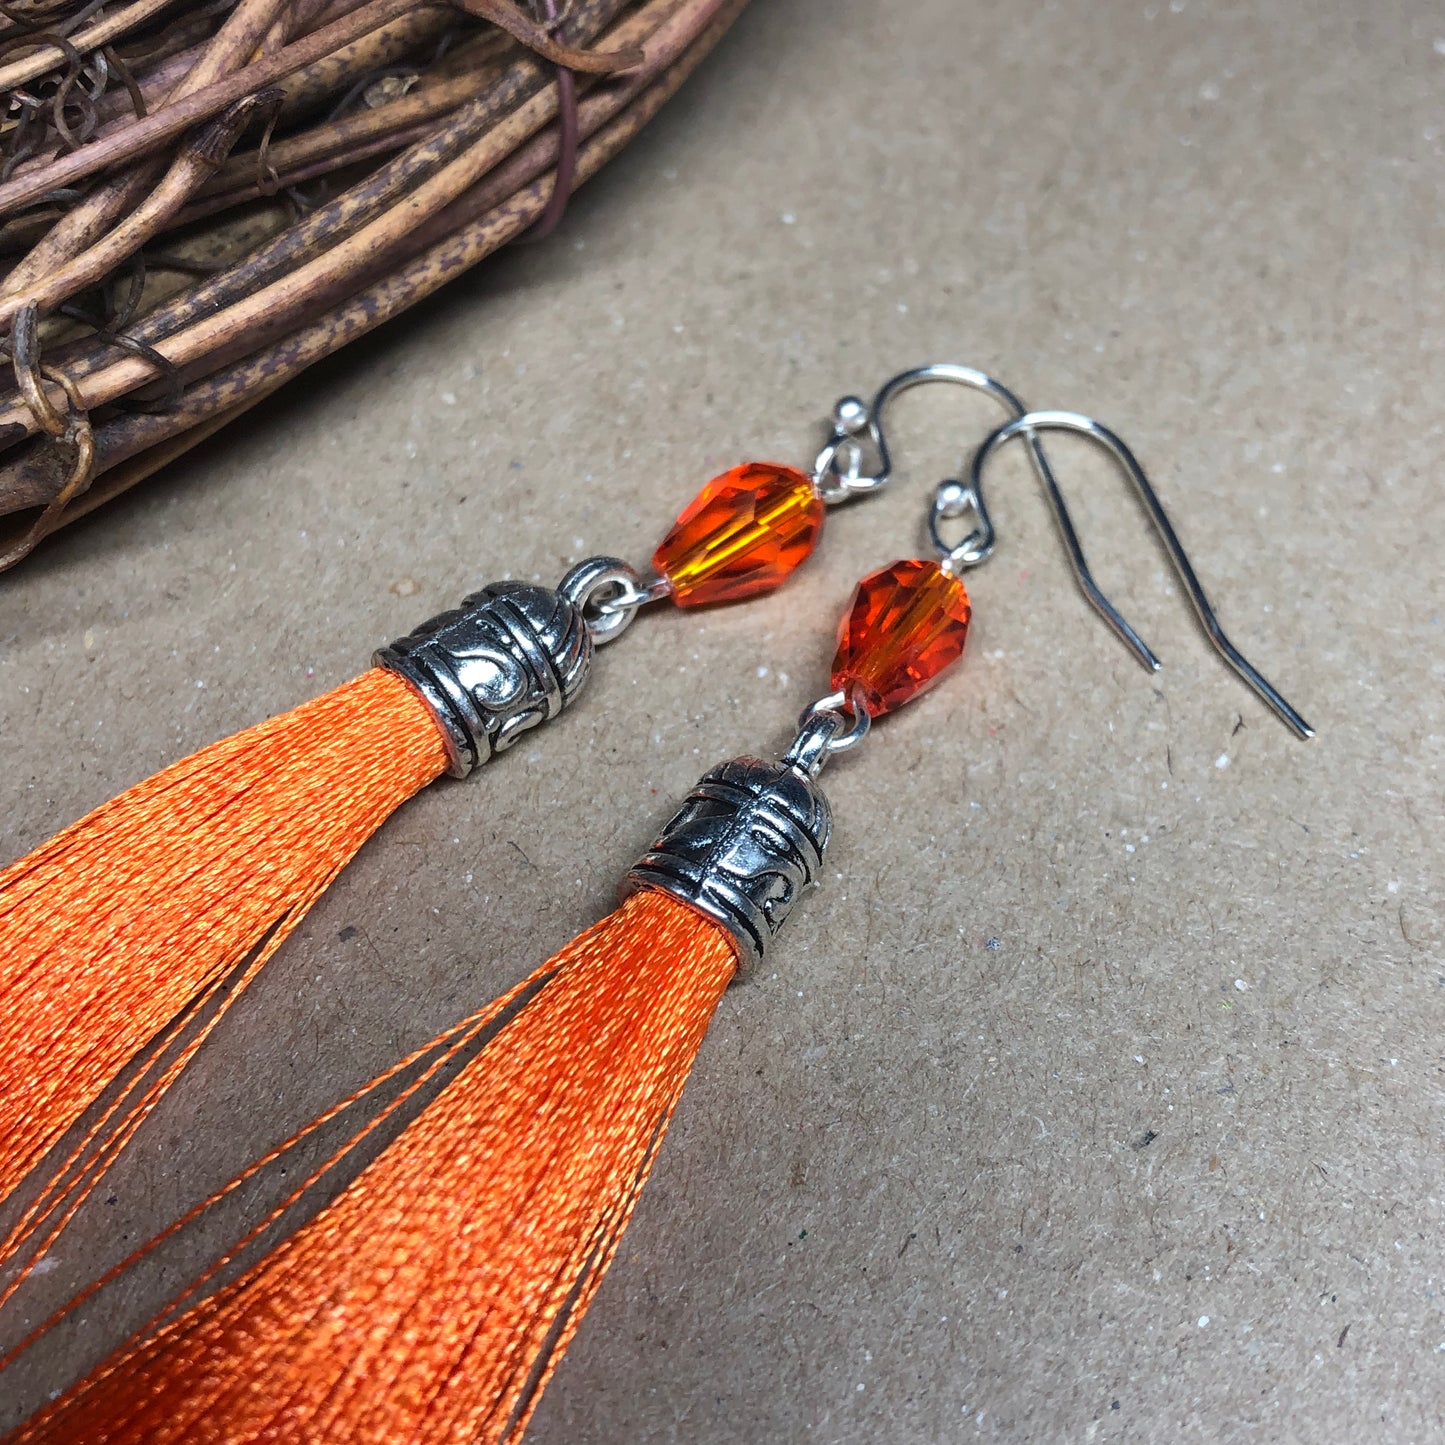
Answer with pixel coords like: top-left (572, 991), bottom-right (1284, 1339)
top-left (6, 888), bottom-right (737, 1445)
top-left (0, 667), bottom-right (448, 1268)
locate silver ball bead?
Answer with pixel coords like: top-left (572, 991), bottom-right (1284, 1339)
top-left (934, 479), bottom-right (972, 518)
top-left (832, 395), bottom-right (870, 436)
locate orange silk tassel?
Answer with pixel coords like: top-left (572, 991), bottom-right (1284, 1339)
top-left (0, 668), bottom-right (448, 1236)
top-left (7, 889), bottom-right (737, 1445)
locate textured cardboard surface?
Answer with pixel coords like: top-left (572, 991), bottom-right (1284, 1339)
top-left (2, 0), bottom-right (1442, 1439)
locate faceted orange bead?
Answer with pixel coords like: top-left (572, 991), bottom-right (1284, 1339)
top-left (830, 558), bottom-right (972, 717)
top-left (653, 462), bottom-right (824, 607)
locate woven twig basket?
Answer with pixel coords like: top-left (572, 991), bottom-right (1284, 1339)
top-left (0, 0), bottom-right (749, 570)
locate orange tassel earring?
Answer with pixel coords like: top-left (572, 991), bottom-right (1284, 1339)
top-left (0, 362), bottom-right (1056, 1260)
top-left (3, 401), bottom-right (1311, 1442)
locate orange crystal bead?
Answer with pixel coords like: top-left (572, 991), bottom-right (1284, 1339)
top-left (830, 558), bottom-right (972, 717)
top-left (653, 462), bottom-right (824, 607)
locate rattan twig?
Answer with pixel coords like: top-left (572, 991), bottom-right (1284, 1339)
top-left (0, 0), bottom-right (746, 567)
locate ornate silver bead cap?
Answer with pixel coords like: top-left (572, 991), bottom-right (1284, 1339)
top-left (621, 757), bottom-right (832, 974)
top-left (375, 582), bottom-right (592, 778)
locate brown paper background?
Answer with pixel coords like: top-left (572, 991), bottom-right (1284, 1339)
top-left (2, 0), bottom-right (1442, 1438)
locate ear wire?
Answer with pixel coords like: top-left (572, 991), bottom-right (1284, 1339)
top-left (963, 411), bottom-right (1314, 739)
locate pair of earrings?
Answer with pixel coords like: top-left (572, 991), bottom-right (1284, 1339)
top-left (0, 364), bottom-right (1310, 1445)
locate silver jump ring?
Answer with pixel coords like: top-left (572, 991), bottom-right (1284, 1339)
top-left (558, 556), bottom-right (666, 645)
top-left (595, 573), bottom-right (672, 616)
top-left (783, 686), bottom-right (872, 777)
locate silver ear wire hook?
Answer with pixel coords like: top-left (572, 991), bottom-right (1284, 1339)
top-left (813, 362), bottom-right (1039, 503)
top-left (813, 364), bottom-right (1161, 683)
top-left (966, 410), bottom-right (1314, 740)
